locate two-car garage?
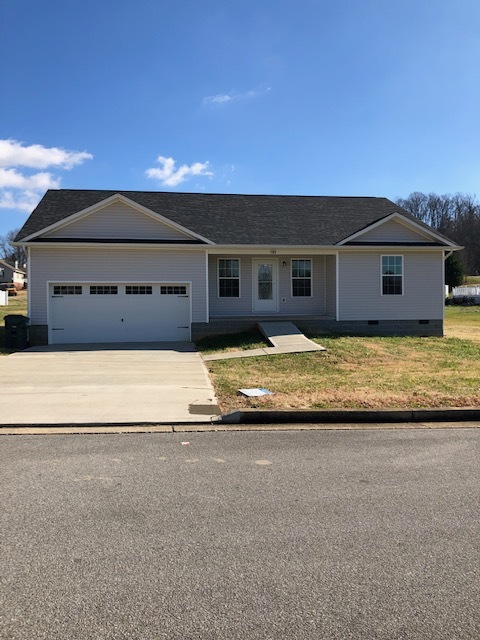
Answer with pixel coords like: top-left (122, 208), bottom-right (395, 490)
top-left (48, 283), bottom-right (191, 344)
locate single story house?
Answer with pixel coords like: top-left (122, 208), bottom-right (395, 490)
top-left (14, 190), bottom-right (461, 345)
top-left (0, 259), bottom-right (26, 289)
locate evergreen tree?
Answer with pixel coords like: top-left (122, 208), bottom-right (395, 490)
top-left (445, 252), bottom-right (465, 289)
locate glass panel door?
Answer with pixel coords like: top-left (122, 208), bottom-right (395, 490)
top-left (258, 263), bottom-right (273, 300)
top-left (253, 259), bottom-right (278, 312)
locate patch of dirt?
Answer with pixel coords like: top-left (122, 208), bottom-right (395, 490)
top-left (444, 326), bottom-right (480, 343)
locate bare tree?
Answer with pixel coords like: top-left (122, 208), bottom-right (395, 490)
top-left (0, 229), bottom-right (27, 266)
top-left (396, 192), bottom-right (480, 275)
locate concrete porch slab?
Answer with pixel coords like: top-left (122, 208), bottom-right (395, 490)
top-left (258, 321), bottom-right (326, 350)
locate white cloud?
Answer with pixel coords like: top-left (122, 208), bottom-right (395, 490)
top-left (202, 87), bottom-right (271, 106)
top-left (0, 190), bottom-right (45, 213)
top-left (0, 168), bottom-right (60, 191)
top-left (0, 139), bottom-right (93, 213)
top-left (146, 155), bottom-right (213, 187)
top-left (203, 94), bottom-right (233, 105)
top-left (246, 87), bottom-right (271, 98)
top-left (0, 139), bottom-right (92, 170)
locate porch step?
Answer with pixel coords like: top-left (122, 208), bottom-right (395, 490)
top-left (257, 321), bottom-right (326, 353)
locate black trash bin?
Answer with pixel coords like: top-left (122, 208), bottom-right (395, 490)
top-left (4, 315), bottom-right (29, 350)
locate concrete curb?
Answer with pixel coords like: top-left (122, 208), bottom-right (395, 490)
top-left (1, 409), bottom-right (480, 431)
top-left (0, 421), bottom-right (205, 429)
top-left (219, 408), bottom-right (480, 424)
top-left (2, 421), bottom-right (479, 435)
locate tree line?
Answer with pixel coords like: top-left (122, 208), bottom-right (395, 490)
top-left (396, 192), bottom-right (480, 277)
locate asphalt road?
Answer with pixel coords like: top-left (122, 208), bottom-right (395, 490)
top-left (1, 429), bottom-right (479, 640)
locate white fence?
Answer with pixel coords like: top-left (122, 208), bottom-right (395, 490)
top-left (452, 286), bottom-right (480, 296)
top-left (0, 290), bottom-right (7, 306)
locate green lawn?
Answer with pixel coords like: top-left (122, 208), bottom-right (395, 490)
top-left (464, 275), bottom-right (480, 285)
top-left (199, 307), bottom-right (480, 412)
top-left (444, 305), bottom-right (480, 342)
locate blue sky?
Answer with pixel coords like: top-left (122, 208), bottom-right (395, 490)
top-left (1, 0), bottom-right (480, 235)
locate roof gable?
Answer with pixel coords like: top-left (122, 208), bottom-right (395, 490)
top-left (24, 194), bottom-right (212, 244)
top-left (338, 212), bottom-right (451, 246)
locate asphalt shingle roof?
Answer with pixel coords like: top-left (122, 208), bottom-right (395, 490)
top-left (15, 189), bottom-right (451, 246)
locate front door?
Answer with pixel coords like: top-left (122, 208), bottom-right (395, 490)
top-left (253, 259), bottom-right (278, 313)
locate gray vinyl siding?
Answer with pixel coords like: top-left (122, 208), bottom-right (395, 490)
top-left (325, 255), bottom-right (336, 317)
top-left (43, 201), bottom-right (193, 241)
top-left (208, 255), bottom-right (326, 317)
top-left (29, 247), bottom-right (208, 324)
top-left (355, 219), bottom-right (436, 243)
top-left (338, 251), bottom-right (444, 320)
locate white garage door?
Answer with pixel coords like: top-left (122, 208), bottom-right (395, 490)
top-left (49, 283), bottom-right (190, 344)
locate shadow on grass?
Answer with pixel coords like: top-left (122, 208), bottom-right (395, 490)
top-left (195, 330), bottom-right (268, 354)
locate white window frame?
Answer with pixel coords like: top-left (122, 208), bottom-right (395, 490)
top-left (89, 285), bottom-right (118, 295)
top-left (126, 285), bottom-right (153, 295)
top-left (160, 285), bottom-right (187, 295)
top-left (217, 258), bottom-right (241, 298)
top-left (291, 258), bottom-right (313, 298)
top-left (380, 255), bottom-right (404, 296)
top-left (53, 285), bottom-right (83, 296)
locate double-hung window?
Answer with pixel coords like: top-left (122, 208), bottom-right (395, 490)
top-left (218, 259), bottom-right (240, 297)
top-left (381, 256), bottom-right (403, 295)
top-left (292, 259), bottom-right (312, 297)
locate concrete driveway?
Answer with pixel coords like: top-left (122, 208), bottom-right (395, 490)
top-left (0, 343), bottom-right (219, 425)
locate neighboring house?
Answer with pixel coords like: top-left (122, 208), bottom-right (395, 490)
top-left (14, 190), bottom-right (461, 345)
top-left (0, 259), bottom-right (26, 289)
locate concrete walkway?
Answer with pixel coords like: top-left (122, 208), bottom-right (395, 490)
top-left (0, 343), bottom-right (220, 425)
top-left (203, 321), bottom-right (326, 361)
